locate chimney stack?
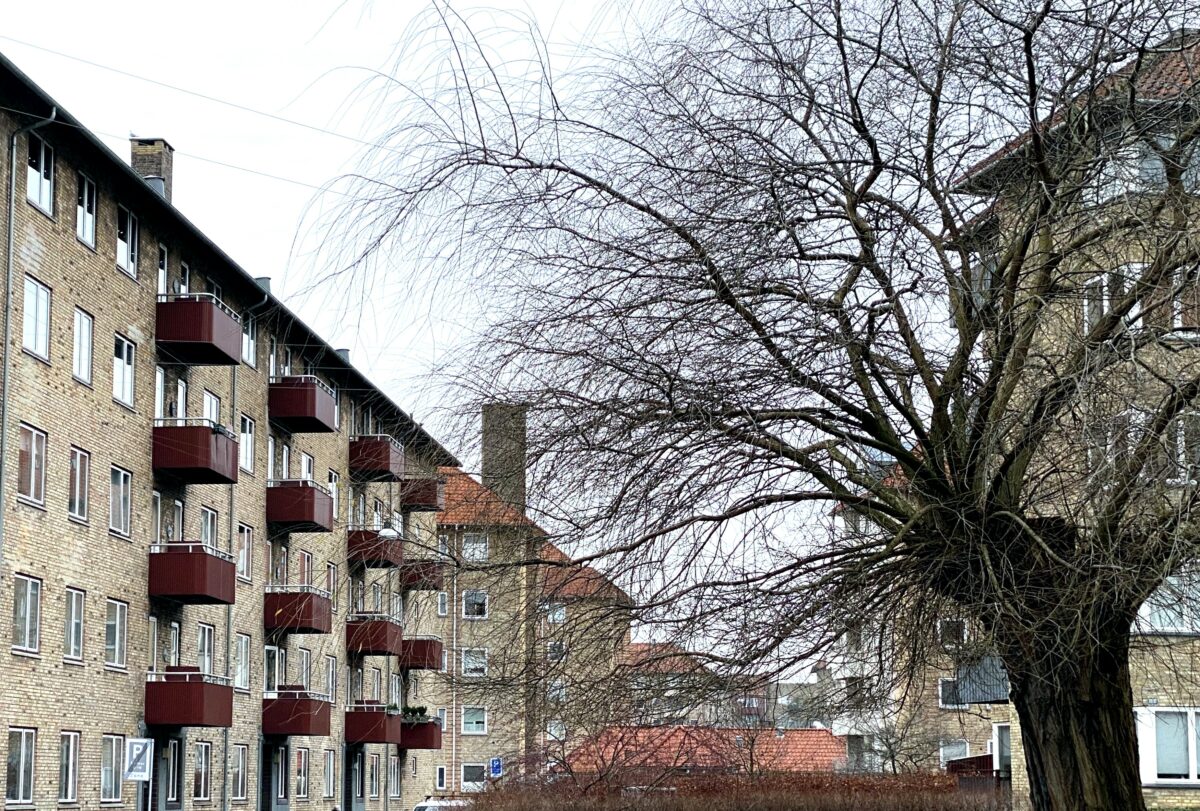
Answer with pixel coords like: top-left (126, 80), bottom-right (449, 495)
top-left (130, 138), bottom-right (174, 202)
top-left (482, 402), bottom-right (528, 514)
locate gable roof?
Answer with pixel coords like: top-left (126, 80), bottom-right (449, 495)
top-left (956, 30), bottom-right (1200, 190)
top-left (565, 725), bottom-right (846, 775)
top-left (623, 642), bottom-right (710, 675)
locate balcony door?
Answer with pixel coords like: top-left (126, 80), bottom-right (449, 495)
top-left (260, 742), bottom-right (289, 811)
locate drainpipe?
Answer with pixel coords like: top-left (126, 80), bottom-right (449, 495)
top-left (222, 363), bottom-right (238, 811)
top-left (451, 544), bottom-right (459, 793)
top-left (0, 106), bottom-right (57, 572)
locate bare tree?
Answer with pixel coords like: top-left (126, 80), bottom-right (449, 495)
top-left (325, 1), bottom-right (1200, 809)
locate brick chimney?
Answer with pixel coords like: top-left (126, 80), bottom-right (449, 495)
top-left (481, 403), bottom-right (528, 514)
top-left (130, 137), bottom-right (174, 202)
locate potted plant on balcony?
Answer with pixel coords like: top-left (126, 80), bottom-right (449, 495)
top-left (401, 705), bottom-right (433, 723)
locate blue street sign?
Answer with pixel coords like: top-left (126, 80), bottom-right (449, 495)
top-left (489, 757), bottom-right (502, 778)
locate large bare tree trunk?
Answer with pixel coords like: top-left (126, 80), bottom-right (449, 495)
top-left (1009, 633), bottom-right (1145, 811)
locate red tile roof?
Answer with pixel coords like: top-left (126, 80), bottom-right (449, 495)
top-left (957, 31), bottom-right (1200, 187)
top-left (566, 725), bottom-right (846, 775)
top-left (622, 642), bottom-right (709, 674)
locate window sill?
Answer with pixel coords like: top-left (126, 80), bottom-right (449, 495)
top-left (27, 198), bottom-right (54, 221)
top-left (76, 234), bottom-right (97, 253)
top-left (110, 530), bottom-right (132, 542)
top-left (71, 375), bottom-right (93, 389)
top-left (10, 648), bottom-right (40, 659)
top-left (115, 265), bottom-right (138, 281)
top-left (236, 576), bottom-right (253, 585)
top-left (112, 398), bottom-right (136, 414)
top-left (16, 496), bottom-right (46, 512)
top-left (1144, 782), bottom-right (1200, 789)
top-left (103, 665), bottom-right (129, 674)
top-left (67, 515), bottom-right (89, 527)
top-left (63, 657), bottom-right (84, 667)
top-left (21, 347), bottom-right (51, 367)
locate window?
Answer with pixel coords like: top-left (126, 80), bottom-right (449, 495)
top-left (391, 673), bottom-right (403, 704)
top-left (938, 739), bottom-right (968, 767)
top-left (231, 744), bottom-right (248, 801)
top-left (463, 532), bottom-right (488, 562)
top-left (70, 308), bottom-right (94, 385)
top-left (274, 748), bottom-right (287, 801)
top-left (992, 724), bottom-right (1012, 775)
top-left (462, 707), bottom-right (487, 735)
top-left (172, 500), bottom-right (184, 543)
top-left (168, 622), bottom-right (180, 667)
top-left (76, 173), bottom-right (96, 245)
top-left (109, 466), bottom-right (132, 536)
top-left (264, 645), bottom-right (287, 692)
top-left (368, 754), bottom-right (380, 798)
top-left (1164, 414), bottom-right (1200, 485)
top-left (548, 679), bottom-right (567, 703)
top-left (328, 470), bottom-right (339, 517)
top-left (267, 435), bottom-right (275, 480)
top-left (281, 443), bottom-right (291, 478)
top-left (22, 276), bottom-right (50, 359)
top-left (295, 748), bottom-right (309, 798)
top-left (371, 583), bottom-right (383, 612)
top-left (175, 378), bottom-right (188, 424)
top-left (238, 415), bottom-right (255, 472)
top-left (547, 719), bottom-right (567, 741)
top-left (200, 506), bottom-right (218, 548)
top-left (462, 648), bottom-right (488, 677)
top-left (389, 755), bottom-right (401, 796)
top-left (272, 545), bottom-right (288, 584)
top-left (152, 491), bottom-right (162, 542)
top-left (112, 334), bottom-right (135, 406)
top-left (197, 623), bottom-right (215, 675)
top-left (193, 741), bottom-right (211, 800)
top-left (327, 563), bottom-right (338, 611)
top-left (323, 750), bottom-right (336, 798)
top-left (236, 524), bottom-right (253, 580)
top-left (326, 655), bottom-right (338, 703)
top-left (938, 678), bottom-right (965, 710)
top-left (547, 640), bottom-right (567, 662)
top-left (64, 588), bottom-right (84, 661)
top-left (1083, 264), bottom-right (1146, 333)
top-left (11, 574), bottom-right (41, 653)
top-left (371, 667), bottom-right (382, 701)
top-left (461, 764), bottom-right (486, 792)
top-left (298, 550), bottom-right (313, 586)
top-left (157, 245), bottom-right (168, 296)
top-left (147, 616), bottom-right (158, 671)
top-left (101, 734), bottom-right (124, 802)
top-left (59, 731), bottom-right (79, 803)
top-left (437, 708), bottom-right (448, 729)
top-left (436, 765), bottom-right (446, 790)
top-left (6, 728), bottom-right (35, 804)
top-left (165, 740), bottom-right (182, 804)
top-left (116, 206), bottom-right (139, 277)
top-left (333, 387), bottom-right (340, 428)
top-left (232, 633), bottom-right (251, 690)
top-left (180, 262), bottom-right (190, 294)
top-left (241, 316), bottom-right (257, 366)
top-left (298, 648), bottom-right (311, 690)
top-left (937, 619), bottom-right (966, 646)
top-left (300, 452), bottom-right (314, 481)
top-left (104, 600), bottom-right (127, 668)
top-left (17, 424), bottom-right (46, 504)
top-left (203, 390), bottom-right (220, 425)
top-left (437, 591), bottom-right (448, 617)
top-left (546, 602), bottom-right (567, 624)
top-left (26, 133), bottom-right (53, 212)
top-left (463, 590), bottom-right (489, 619)
top-left (66, 447), bottom-right (90, 521)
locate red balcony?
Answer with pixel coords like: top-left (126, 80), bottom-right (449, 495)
top-left (344, 704), bottom-right (403, 744)
top-left (153, 421), bottom-right (239, 485)
top-left (347, 527), bottom-right (404, 569)
top-left (349, 435), bottom-right (405, 481)
top-left (398, 560), bottom-right (445, 591)
top-left (148, 543), bottom-right (236, 604)
top-left (400, 719), bottom-right (443, 749)
top-left (155, 294), bottom-right (242, 366)
top-left (400, 477), bottom-right (445, 512)
top-left (346, 613), bottom-right (404, 655)
top-left (398, 636), bottom-right (443, 670)
top-left (266, 480), bottom-right (333, 533)
top-left (262, 688), bottom-right (332, 737)
top-left (264, 586), bottom-right (333, 634)
top-left (268, 376), bottom-right (337, 434)
top-left (145, 668), bottom-right (233, 728)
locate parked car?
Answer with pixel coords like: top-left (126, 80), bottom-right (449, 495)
top-left (413, 797), bottom-right (472, 811)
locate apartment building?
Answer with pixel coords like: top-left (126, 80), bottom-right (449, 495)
top-left (399, 405), bottom-right (632, 806)
top-left (0, 51), bottom-right (458, 810)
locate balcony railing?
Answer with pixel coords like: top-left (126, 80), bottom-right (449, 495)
top-left (145, 668), bottom-right (233, 728)
top-left (155, 293), bottom-right (242, 365)
top-left (399, 477), bottom-right (445, 512)
top-left (262, 687), bottom-right (332, 737)
top-left (266, 479), bottom-right (334, 533)
top-left (346, 612), bottom-right (404, 655)
top-left (268, 375), bottom-right (338, 434)
top-left (398, 559), bottom-right (445, 591)
top-left (148, 542), bottom-right (236, 604)
top-left (400, 718), bottom-right (443, 750)
top-left (344, 703), bottom-right (403, 744)
top-left (264, 584), bottom-right (333, 634)
top-left (398, 635), bottom-right (443, 670)
top-left (347, 525), bottom-right (404, 568)
top-left (349, 435), bottom-right (405, 481)
top-left (152, 419), bottom-right (239, 484)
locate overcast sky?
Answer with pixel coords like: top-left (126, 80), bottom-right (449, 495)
top-left (1, 0), bottom-right (628, 456)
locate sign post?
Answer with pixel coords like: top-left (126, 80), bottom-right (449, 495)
top-left (124, 738), bottom-right (154, 782)
top-left (490, 757), bottom-right (503, 779)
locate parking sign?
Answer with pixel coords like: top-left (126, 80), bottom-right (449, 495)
top-left (124, 738), bottom-right (154, 782)
top-left (489, 757), bottom-right (503, 778)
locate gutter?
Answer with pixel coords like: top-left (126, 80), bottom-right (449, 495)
top-left (0, 105), bottom-right (56, 572)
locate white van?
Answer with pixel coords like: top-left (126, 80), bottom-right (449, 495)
top-left (413, 798), bottom-right (471, 811)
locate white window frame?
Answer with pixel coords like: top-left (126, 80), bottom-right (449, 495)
top-left (937, 677), bottom-right (966, 710)
top-left (463, 589), bottom-right (489, 620)
top-left (193, 741), bottom-right (211, 801)
top-left (200, 506), bottom-right (219, 548)
top-left (546, 602), bottom-right (567, 624)
top-left (369, 754), bottom-right (380, 798)
top-left (197, 623), bottom-right (215, 676)
top-left (104, 599), bottom-right (128, 669)
top-left (6, 728), bottom-right (35, 804)
top-left (231, 744), bottom-right (248, 801)
top-left (938, 738), bottom-right (969, 768)
top-left (109, 466), bottom-right (132, 537)
top-left (202, 390), bottom-right (221, 425)
top-left (68, 446), bottom-right (90, 522)
top-left (22, 275), bottom-right (50, 360)
top-left (17, 423), bottom-right (47, 505)
top-left (76, 173), bottom-right (96, 246)
top-left (264, 645), bottom-right (287, 693)
top-left (242, 316), bottom-right (257, 367)
top-left (462, 648), bottom-right (488, 678)
top-left (234, 633), bottom-right (251, 691)
top-left (236, 524), bottom-right (253, 581)
top-left (239, 415), bottom-right (255, 472)
top-left (72, 309), bottom-right (93, 386)
top-left (26, 133), bottom-right (53, 213)
top-left (462, 532), bottom-right (488, 562)
top-left (326, 655), bottom-right (338, 704)
top-left (101, 734), bottom-right (125, 802)
top-left (116, 205), bottom-right (139, 277)
top-left (437, 591), bottom-right (448, 617)
top-left (299, 647), bottom-right (312, 690)
top-left (11, 574), bottom-right (41, 653)
top-left (323, 750), bottom-right (336, 798)
top-left (156, 244), bottom-right (168, 296)
top-left (462, 706), bottom-right (488, 735)
top-left (461, 763), bottom-right (487, 792)
top-left (64, 587), bottom-right (85, 661)
top-left (112, 334), bottom-right (135, 407)
top-left (166, 740), bottom-right (181, 804)
top-left (59, 730), bottom-right (79, 803)
top-left (295, 747), bottom-right (309, 799)
top-left (436, 765), bottom-right (446, 790)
